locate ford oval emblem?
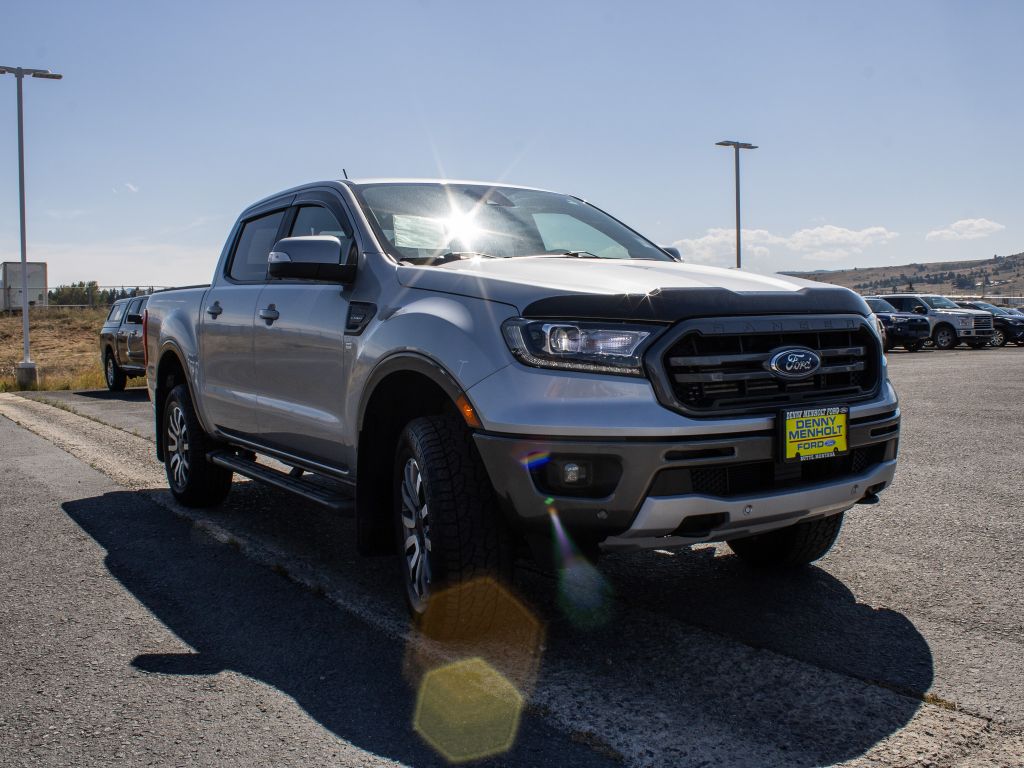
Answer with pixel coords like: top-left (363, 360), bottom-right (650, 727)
top-left (768, 348), bottom-right (821, 379)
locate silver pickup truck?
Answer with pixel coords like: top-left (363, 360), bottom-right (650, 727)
top-left (144, 178), bottom-right (901, 628)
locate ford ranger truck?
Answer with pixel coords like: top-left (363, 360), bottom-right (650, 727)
top-left (144, 179), bottom-right (900, 628)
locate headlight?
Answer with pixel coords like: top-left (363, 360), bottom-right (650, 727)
top-left (957, 316), bottom-right (972, 327)
top-left (502, 318), bottom-right (659, 376)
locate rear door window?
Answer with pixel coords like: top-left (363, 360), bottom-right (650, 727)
top-left (229, 210), bottom-right (287, 282)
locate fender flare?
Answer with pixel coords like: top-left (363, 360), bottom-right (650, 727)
top-left (356, 351), bottom-right (464, 432)
top-left (153, 342), bottom-right (207, 460)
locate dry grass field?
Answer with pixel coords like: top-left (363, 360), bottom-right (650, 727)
top-left (0, 307), bottom-right (144, 391)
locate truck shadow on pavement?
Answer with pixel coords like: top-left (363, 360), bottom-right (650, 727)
top-left (62, 488), bottom-right (933, 767)
top-left (73, 387), bottom-right (149, 402)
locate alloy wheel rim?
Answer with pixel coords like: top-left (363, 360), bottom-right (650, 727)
top-left (993, 330), bottom-right (1004, 346)
top-left (166, 405), bottom-right (190, 489)
top-left (400, 457), bottom-right (431, 608)
top-left (937, 329), bottom-right (953, 347)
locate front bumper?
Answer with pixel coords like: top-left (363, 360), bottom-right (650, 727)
top-left (887, 323), bottom-right (930, 343)
top-left (957, 327), bottom-right (994, 338)
top-left (473, 404), bottom-right (900, 550)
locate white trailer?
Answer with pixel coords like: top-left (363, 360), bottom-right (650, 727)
top-left (0, 261), bottom-right (48, 311)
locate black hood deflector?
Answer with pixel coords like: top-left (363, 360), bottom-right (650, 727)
top-left (522, 286), bottom-right (870, 323)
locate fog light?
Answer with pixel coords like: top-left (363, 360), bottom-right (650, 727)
top-left (562, 462), bottom-right (586, 484)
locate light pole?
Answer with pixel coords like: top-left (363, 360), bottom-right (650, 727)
top-left (715, 140), bottom-right (757, 269)
top-left (0, 65), bottom-right (62, 388)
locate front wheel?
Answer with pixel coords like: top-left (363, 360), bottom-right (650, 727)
top-left (162, 384), bottom-right (233, 507)
top-left (990, 328), bottom-right (1007, 347)
top-left (727, 513), bottom-right (844, 569)
top-left (932, 324), bottom-right (958, 350)
top-left (393, 414), bottom-right (511, 636)
top-left (105, 351), bottom-right (127, 392)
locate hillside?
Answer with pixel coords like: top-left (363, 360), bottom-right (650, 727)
top-left (787, 252), bottom-right (1024, 297)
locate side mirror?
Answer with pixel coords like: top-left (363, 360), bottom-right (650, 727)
top-left (268, 236), bottom-right (356, 283)
top-left (125, 313), bottom-right (143, 324)
top-left (661, 246), bottom-right (683, 261)
top-left (913, 305), bottom-right (927, 314)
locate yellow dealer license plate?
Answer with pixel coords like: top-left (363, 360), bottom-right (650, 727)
top-left (781, 406), bottom-right (849, 462)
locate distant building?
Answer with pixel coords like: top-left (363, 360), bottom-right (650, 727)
top-left (0, 261), bottom-right (48, 310)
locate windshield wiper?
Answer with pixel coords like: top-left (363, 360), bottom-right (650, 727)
top-left (552, 250), bottom-right (601, 259)
top-left (400, 251), bottom-right (493, 266)
top-left (437, 251), bottom-right (493, 262)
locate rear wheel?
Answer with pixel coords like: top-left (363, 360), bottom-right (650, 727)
top-left (163, 384), bottom-right (233, 507)
top-left (393, 414), bottom-right (512, 636)
top-left (727, 513), bottom-right (844, 569)
top-left (105, 351), bottom-right (127, 392)
top-left (932, 324), bottom-right (958, 350)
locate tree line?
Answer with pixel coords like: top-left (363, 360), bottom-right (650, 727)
top-left (47, 282), bottom-right (159, 306)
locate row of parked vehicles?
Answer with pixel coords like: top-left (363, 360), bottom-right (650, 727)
top-left (865, 293), bottom-right (1024, 351)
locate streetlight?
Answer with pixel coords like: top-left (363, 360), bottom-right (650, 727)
top-left (715, 140), bottom-right (757, 269)
top-left (0, 66), bottom-right (62, 388)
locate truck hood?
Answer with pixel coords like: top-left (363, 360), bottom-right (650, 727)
top-left (396, 256), bottom-right (870, 320)
top-left (941, 308), bottom-right (991, 317)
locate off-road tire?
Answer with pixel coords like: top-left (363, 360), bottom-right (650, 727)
top-left (727, 512), bottom-right (844, 569)
top-left (162, 384), bottom-right (233, 507)
top-left (393, 414), bottom-right (512, 637)
top-left (105, 350), bottom-right (127, 392)
top-left (932, 324), bottom-right (958, 350)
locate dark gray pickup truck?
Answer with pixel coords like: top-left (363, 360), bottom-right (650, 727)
top-left (99, 295), bottom-right (148, 391)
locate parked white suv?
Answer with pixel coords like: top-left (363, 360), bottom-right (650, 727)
top-left (874, 294), bottom-right (994, 350)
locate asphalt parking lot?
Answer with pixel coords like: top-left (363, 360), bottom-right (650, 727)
top-left (2, 346), bottom-right (1023, 767)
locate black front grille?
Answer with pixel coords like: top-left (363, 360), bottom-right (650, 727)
top-left (649, 444), bottom-right (888, 499)
top-left (654, 320), bottom-right (881, 416)
top-left (974, 315), bottom-right (993, 331)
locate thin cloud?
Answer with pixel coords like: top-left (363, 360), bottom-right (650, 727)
top-left (124, 182), bottom-right (139, 193)
top-left (0, 239), bottom-right (215, 287)
top-left (45, 208), bottom-right (88, 220)
top-left (925, 218), bottom-right (1004, 241)
top-left (673, 224), bottom-right (898, 269)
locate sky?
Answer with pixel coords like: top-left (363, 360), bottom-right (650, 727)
top-left (1, 0), bottom-right (1022, 287)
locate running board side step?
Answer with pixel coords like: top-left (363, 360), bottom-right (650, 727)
top-left (207, 450), bottom-right (351, 511)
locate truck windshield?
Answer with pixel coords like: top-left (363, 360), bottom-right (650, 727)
top-left (922, 296), bottom-right (960, 309)
top-left (974, 301), bottom-right (1006, 315)
top-left (866, 298), bottom-right (898, 313)
top-left (352, 182), bottom-right (672, 264)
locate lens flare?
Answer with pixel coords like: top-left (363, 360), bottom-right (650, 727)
top-left (547, 506), bottom-right (613, 630)
top-left (519, 451), bottom-right (551, 470)
top-left (405, 578), bottom-right (546, 763)
top-left (414, 657), bottom-right (524, 764)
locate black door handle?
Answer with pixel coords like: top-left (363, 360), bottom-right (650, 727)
top-left (206, 302), bottom-right (223, 318)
